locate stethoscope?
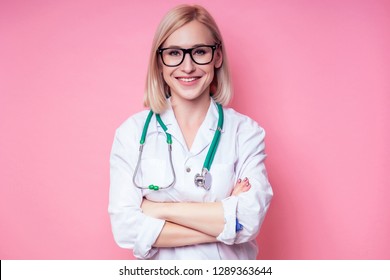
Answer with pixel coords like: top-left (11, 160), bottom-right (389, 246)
top-left (132, 103), bottom-right (224, 191)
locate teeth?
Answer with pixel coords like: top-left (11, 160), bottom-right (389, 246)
top-left (179, 77), bottom-right (197, 82)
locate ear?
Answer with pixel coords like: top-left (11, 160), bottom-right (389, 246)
top-left (214, 47), bottom-right (223, 69)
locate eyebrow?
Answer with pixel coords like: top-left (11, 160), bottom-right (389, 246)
top-left (162, 43), bottom-right (214, 49)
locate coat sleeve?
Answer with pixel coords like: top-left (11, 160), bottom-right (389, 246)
top-left (108, 121), bottom-right (165, 259)
top-left (217, 119), bottom-right (273, 244)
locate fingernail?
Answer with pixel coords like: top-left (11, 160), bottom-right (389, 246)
top-left (238, 179), bottom-right (241, 183)
top-left (244, 177), bottom-right (248, 181)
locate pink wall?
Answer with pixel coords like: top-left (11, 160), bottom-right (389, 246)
top-left (1, 0), bottom-right (389, 259)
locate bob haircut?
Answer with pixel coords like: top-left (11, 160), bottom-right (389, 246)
top-left (143, 4), bottom-right (233, 113)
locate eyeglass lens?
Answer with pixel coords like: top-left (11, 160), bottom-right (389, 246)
top-left (161, 46), bottom-right (214, 66)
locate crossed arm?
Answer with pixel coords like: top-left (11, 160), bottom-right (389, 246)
top-left (141, 178), bottom-right (251, 248)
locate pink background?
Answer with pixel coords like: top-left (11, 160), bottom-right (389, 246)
top-left (1, 0), bottom-right (389, 259)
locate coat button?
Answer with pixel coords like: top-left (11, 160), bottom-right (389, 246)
top-left (186, 167), bottom-right (191, 173)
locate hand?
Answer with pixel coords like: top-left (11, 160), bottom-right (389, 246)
top-left (141, 198), bottom-right (164, 219)
top-left (231, 177), bottom-right (251, 196)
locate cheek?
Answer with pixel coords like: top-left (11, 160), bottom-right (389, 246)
top-left (204, 66), bottom-right (216, 80)
top-left (162, 69), bottom-right (173, 84)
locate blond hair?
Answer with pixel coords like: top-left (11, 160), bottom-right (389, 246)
top-left (143, 4), bottom-right (233, 113)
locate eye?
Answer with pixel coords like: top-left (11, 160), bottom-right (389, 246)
top-left (166, 49), bottom-right (182, 56)
top-left (193, 47), bottom-right (208, 56)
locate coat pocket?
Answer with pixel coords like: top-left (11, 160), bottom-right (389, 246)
top-left (208, 163), bottom-right (235, 200)
top-left (138, 158), bottom-right (168, 190)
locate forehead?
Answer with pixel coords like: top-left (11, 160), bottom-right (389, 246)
top-left (163, 20), bottom-right (214, 47)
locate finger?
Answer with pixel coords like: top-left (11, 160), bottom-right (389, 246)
top-left (243, 184), bottom-right (251, 191)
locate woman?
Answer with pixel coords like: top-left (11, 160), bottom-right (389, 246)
top-left (109, 4), bottom-right (273, 260)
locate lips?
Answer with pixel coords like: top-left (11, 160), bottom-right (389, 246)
top-left (178, 77), bottom-right (197, 82)
top-left (176, 76), bottom-right (201, 83)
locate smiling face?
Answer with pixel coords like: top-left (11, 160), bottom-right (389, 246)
top-left (160, 20), bottom-right (222, 105)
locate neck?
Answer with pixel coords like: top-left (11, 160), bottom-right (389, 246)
top-left (170, 95), bottom-right (211, 150)
top-left (171, 95), bottom-right (211, 126)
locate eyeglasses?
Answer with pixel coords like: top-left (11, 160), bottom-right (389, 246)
top-left (158, 44), bottom-right (220, 67)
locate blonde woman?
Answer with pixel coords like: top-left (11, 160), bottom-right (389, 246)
top-left (109, 4), bottom-right (273, 260)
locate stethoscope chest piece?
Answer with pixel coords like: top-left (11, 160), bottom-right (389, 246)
top-left (194, 168), bottom-right (212, 190)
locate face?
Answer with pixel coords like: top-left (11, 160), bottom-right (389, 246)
top-left (160, 20), bottom-right (222, 104)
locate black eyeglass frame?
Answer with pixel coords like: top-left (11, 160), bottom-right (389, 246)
top-left (157, 44), bottom-right (220, 67)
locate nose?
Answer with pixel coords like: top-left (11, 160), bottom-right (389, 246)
top-left (180, 53), bottom-right (196, 73)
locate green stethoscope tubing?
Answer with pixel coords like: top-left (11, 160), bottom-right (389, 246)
top-left (132, 102), bottom-right (224, 191)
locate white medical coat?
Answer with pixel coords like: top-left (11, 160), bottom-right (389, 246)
top-left (109, 98), bottom-right (273, 259)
